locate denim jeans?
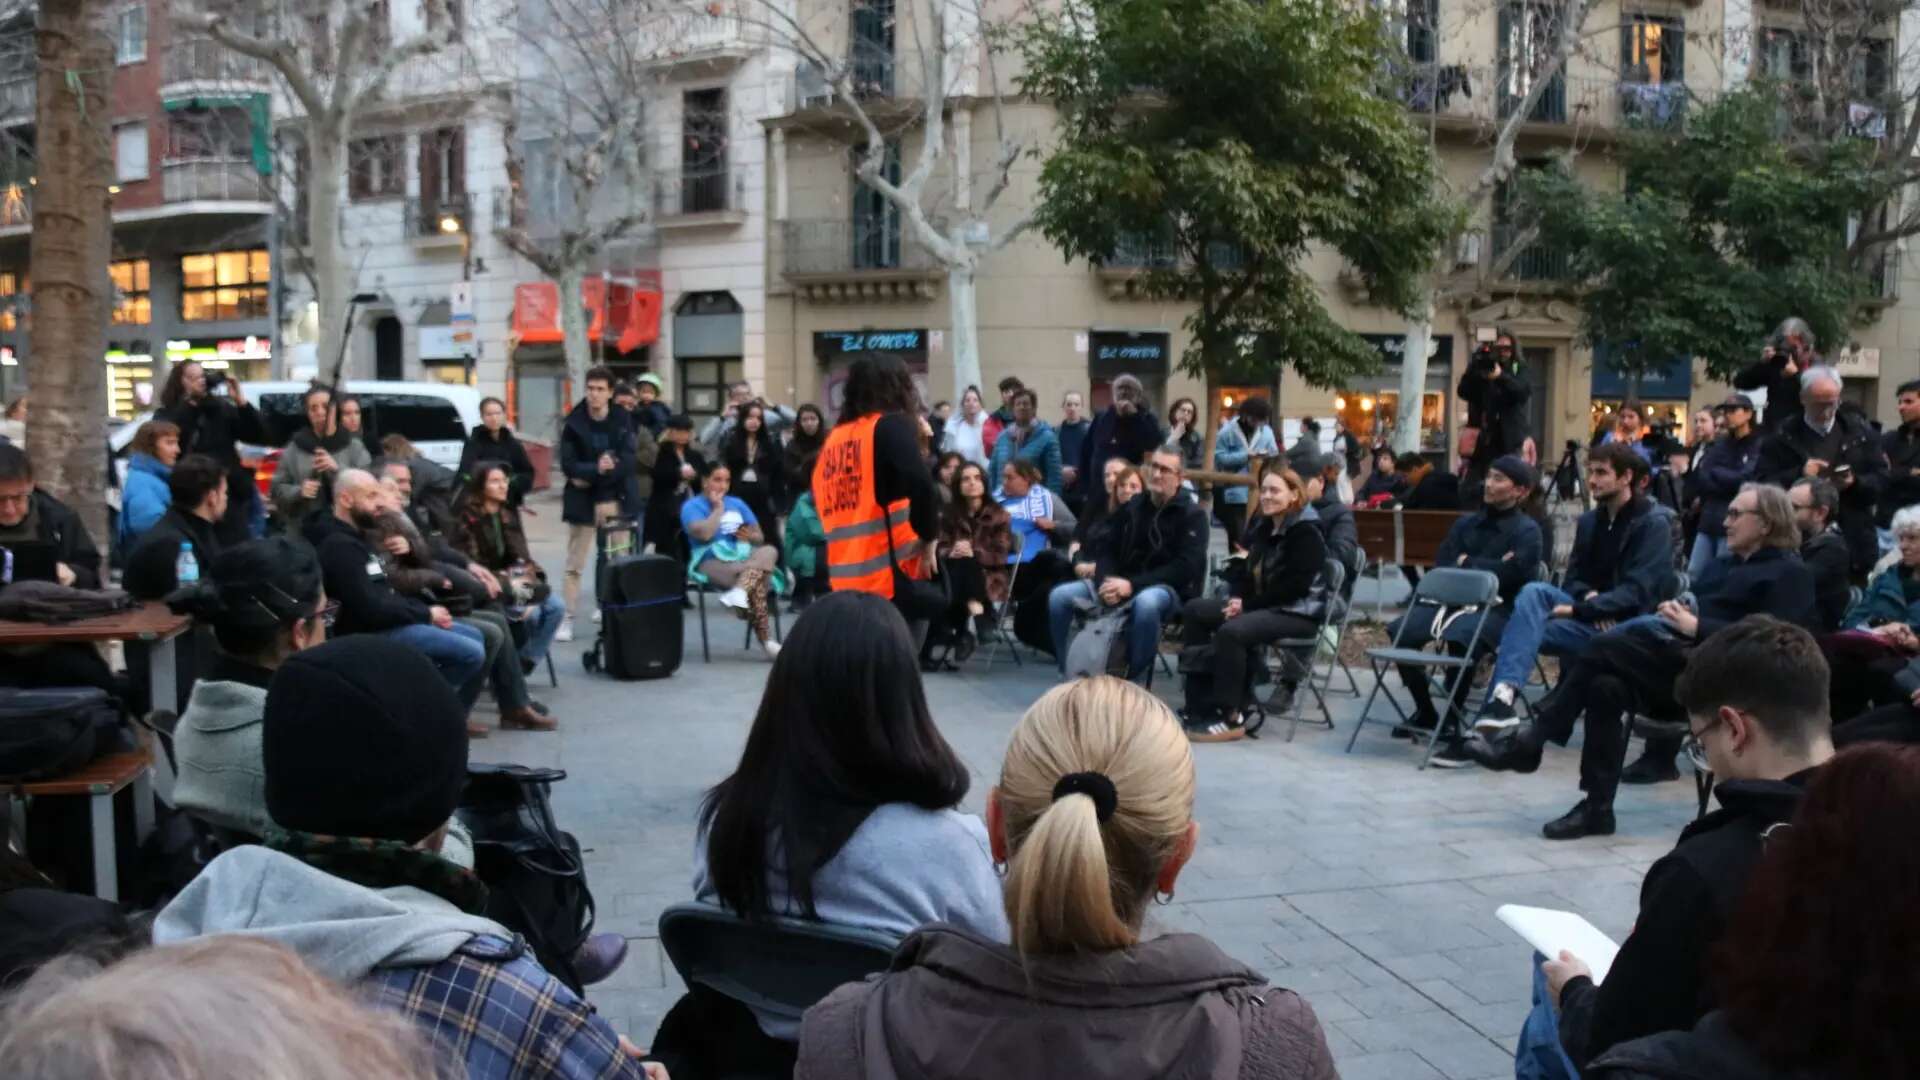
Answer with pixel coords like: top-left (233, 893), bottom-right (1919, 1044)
top-left (1686, 533), bottom-right (1729, 582)
top-left (1515, 953), bottom-right (1580, 1080)
top-left (383, 621), bottom-right (488, 708)
top-left (1046, 580), bottom-right (1178, 679)
top-left (519, 592), bottom-right (568, 665)
top-left (1487, 582), bottom-right (1606, 699)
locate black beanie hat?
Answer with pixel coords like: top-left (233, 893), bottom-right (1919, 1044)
top-left (1489, 454), bottom-right (1538, 493)
top-left (263, 636), bottom-right (468, 844)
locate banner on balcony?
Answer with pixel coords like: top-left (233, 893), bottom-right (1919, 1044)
top-left (511, 279), bottom-right (662, 349)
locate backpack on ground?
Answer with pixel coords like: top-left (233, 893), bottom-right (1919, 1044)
top-left (1064, 608), bottom-right (1131, 679)
top-left (0, 688), bottom-right (123, 784)
top-left (455, 764), bottom-right (596, 995)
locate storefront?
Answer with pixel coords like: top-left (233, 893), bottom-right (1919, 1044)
top-left (1590, 347), bottom-right (1691, 443)
top-left (1342, 333), bottom-right (1453, 456)
top-left (99, 337), bottom-right (273, 420)
top-left (1086, 329), bottom-right (1171, 411)
top-left (814, 328), bottom-right (929, 420)
top-left (677, 292), bottom-right (745, 423)
top-left (417, 301), bottom-right (475, 387)
top-left (509, 276), bottom-right (663, 436)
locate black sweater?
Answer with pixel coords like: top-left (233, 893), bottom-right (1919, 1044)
top-left (863, 412), bottom-right (941, 544)
top-left (1559, 771), bottom-right (1813, 1070)
top-left (1433, 503), bottom-right (1542, 607)
top-left (306, 513), bottom-right (431, 635)
top-left (1690, 545), bottom-right (1818, 638)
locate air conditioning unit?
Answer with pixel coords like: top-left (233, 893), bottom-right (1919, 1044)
top-left (1455, 231), bottom-right (1483, 268)
top-left (798, 61), bottom-right (836, 109)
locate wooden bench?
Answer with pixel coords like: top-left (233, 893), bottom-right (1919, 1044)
top-left (8, 749), bottom-right (155, 902)
top-left (1352, 508), bottom-right (1468, 618)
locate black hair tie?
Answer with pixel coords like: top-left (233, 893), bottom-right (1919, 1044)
top-left (1051, 771), bottom-right (1118, 823)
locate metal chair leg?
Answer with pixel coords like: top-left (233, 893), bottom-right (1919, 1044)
top-left (546, 652), bottom-right (557, 688)
top-left (696, 587), bottom-right (711, 663)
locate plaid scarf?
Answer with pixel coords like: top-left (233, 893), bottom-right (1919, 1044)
top-left (263, 827), bottom-right (489, 915)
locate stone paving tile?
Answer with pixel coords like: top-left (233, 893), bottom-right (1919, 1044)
top-left (500, 492), bottom-right (1697, 1068)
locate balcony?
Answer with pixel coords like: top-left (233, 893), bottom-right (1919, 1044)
top-left (406, 193), bottom-right (473, 245)
top-left (0, 74), bottom-right (30, 125)
top-left (787, 44), bottom-right (911, 122)
top-left (1490, 224), bottom-right (1570, 283)
top-left (161, 158), bottom-right (271, 203)
top-left (1395, 63), bottom-right (1707, 138)
top-left (654, 169), bottom-right (746, 228)
top-left (780, 217), bottom-right (940, 302)
top-left (638, 8), bottom-right (749, 70)
top-left (162, 38), bottom-right (271, 93)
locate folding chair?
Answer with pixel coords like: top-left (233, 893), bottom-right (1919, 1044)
top-left (691, 575), bottom-right (786, 663)
top-left (657, 902), bottom-right (900, 1043)
top-left (1348, 568), bottom-right (1501, 769)
top-left (1249, 556), bottom-right (1348, 742)
top-left (1316, 544), bottom-right (1369, 700)
top-left (983, 556), bottom-right (1025, 668)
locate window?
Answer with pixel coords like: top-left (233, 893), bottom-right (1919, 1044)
top-left (417, 127), bottom-right (465, 204)
top-left (180, 249), bottom-right (270, 321)
top-left (114, 122), bottom-right (148, 183)
top-left (110, 259), bottom-right (149, 325)
top-left (851, 142), bottom-right (901, 269)
top-left (682, 88), bottom-right (729, 213)
top-left (348, 135), bottom-right (405, 199)
top-left (1621, 15), bottom-right (1683, 84)
top-left (1498, 2), bottom-right (1566, 123)
top-left (850, 0), bottom-right (895, 97)
top-left (115, 5), bottom-right (147, 64)
top-left (1758, 28), bottom-right (1808, 81)
top-left (359, 393), bottom-right (467, 444)
top-left (438, 0), bottom-right (464, 42)
top-left (1378, 0), bottom-right (1436, 64)
top-left (0, 271), bottom-right (22, 332)
top-left (365, 0), bottom-right (392, 55)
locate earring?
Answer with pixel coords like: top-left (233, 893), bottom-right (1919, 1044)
top-left (993, 861), bottom-right (1007, 878)
top-left (1153, 889), bottom-right (1174, 905)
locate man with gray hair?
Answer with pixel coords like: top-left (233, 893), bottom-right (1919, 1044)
top-left (1077, 373), bottom-right (1165, 489)
top-left (1757, 364), bottom-right (1885, 575)
top-left (1735, 316), bottom-right (1819, 431)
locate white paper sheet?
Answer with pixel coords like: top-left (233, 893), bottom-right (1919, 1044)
top-left (1495, 904), bottom-right (1622, 985)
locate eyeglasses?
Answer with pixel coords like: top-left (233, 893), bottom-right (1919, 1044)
top-left (311, 601), bottom-right (340, 629)
top-left (1724, 506), bottom-right (1758, 520)
top-left (1683, 711), bottom-right (1727, 773)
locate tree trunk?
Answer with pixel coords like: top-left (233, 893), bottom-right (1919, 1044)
top-left (558, 264), bottom-right (592, 395)
top-left (26, 0), bottom-right (112, 554)
top-left (1396, 302), bottom-right (1434, 456)
top-left (312, 123), bottom-right (352, 387)
top-left (947, 260), bottom-right (982, 401)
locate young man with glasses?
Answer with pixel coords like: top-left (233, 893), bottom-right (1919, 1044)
top-left (1510, 616), bottom-right (1833, 1080)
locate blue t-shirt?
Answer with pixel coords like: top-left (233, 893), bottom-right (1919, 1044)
top-left (680, 493), bottom-right (759, 538)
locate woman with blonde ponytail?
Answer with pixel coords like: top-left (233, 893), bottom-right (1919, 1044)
top-left (796, 676), bottom-right (1338, 1080)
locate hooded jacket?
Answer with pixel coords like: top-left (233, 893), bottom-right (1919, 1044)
top-left (796, 925), bottom-right (1338, 1080)
top-left (1233, 506), bottom-right (1329, 618)
top-left (270, 428), bottom-right (373, 528)
top-left (557, 401), bottom-right (636, 525)
top-left (1103, 487), bottom-right (1211, 600)
top-left (1557, 772), bottom-right (1813, 1070)
top-left (153, 845), bottom-right (636, 1080)
top-left (118, 452), bottom-right (173, 547)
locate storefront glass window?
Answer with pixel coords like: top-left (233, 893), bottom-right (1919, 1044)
top-left (110, 259), bottom-right (150, 325)
top-left (1345, 334), bottom-right (1452, 454)
top-left (181, 248), bottom-right (270, 321)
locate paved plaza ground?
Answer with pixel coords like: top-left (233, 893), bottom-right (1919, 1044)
top-left (498, 491), bottom-right (1699, 1080)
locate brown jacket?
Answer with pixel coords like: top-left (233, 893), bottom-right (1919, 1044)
top-left (937, 500), bottom-right (1015, 602)
top-left (797, 925), bottom-right (1339, 1080)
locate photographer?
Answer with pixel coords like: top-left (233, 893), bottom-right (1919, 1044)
top-left (156, 360), bottom-right (268, 544)
top-left (1457, 329), bottom-right (1533, 508)
top-left (1735, 317), bottom-right (1819, 432)
top-left (1757, 366), bottom-right (1885, 576)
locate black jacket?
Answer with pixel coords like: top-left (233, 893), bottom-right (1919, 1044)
top-left (1558, 771), bottom-right (1812, 1071)
top-left (1757, 408), bottom-right (1885, 573)
top-left (1691, 430), bottom-right (1761, 539)
top-left (1433, 503), bottom-right (1542, 608)
top-left (123, 508), bottom-right (221, 601)
top-left (157, 394), bottom-right (268, 470)
top-left (861, 412), bottom-right (942, 545)
top-left (1691, 545), bottom-right (1818, 639)
top-left (557, 402), bottom-right (636, 524)
top-left (9, 491), bottom-right (102, 589)
top-left (1457, 365), bottom-right (1531, 462)
top-left (1880, 421), bottom-right (1920, 528)
top-left (1403, 471), bottom-right (1461, 510)
top-left (723, 429), bottom-right (786, 516)
top-left (457, 426), bottom-right (536, 509)
top-left (1565, 495), bottom-right (1674, 623)
top-left (1731, 354), bottom-right (1805, 432)
top-left (1103, 488), bottom-right (1210, 601)
top-left (1588, 1011), bottom-right (1799, 1080)
top-left (1078, 406), bottom-right (1164, 487)
top-left (1231, 510), bottom-right (1327, 615)
top-left (305, 513), bottom-right (431, 636)
top-left (1800, 525), bottom-right (1851, 632)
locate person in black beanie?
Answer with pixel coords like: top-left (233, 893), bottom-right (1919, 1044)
top-left (149, 636), bottom-right (653, 1080)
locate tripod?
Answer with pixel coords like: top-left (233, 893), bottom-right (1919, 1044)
top-left (1548, 440), bottom-right (1585, 508)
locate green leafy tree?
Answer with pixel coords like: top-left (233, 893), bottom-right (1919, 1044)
top-left (1521, 83), bottom-right (1883, 381)
top-left (1019, 0), bottom-right (1455, 401)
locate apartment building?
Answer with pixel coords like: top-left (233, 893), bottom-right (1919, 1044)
top-left (761, 0), bottom-right (1919, 455)
top-left (0, 0), bottom-right (276, 418)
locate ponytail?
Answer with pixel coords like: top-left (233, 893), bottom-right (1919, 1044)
top-left (1004, 788), bottom-right (1134, 955)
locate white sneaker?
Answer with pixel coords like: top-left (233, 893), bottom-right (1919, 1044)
top-left (719, 587), bottom-right (749, 610)
top-left (591, 609), bottom-right (602, 624)
top-left (555, 618), bottom-right (575, 643)
top-left (763, 639), bottom-right (782, 660)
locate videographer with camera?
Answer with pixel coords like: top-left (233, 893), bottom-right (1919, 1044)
top-left (1757, 365), bottom-right (1885, 576)
top-left (157, 359), bottom-right (269, 545)
top-left (1734, 317), bottom-right (1819, 432)
top-left (1457, 328), bottom-right (1534, 508)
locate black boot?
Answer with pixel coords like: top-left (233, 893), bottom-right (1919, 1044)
top-left (1465, 722), bottom-right (1544, 773)
top-left (1542, 798), bottom-right (1617, 841)
top-left (1621, 747), bottom-right (1681, 784)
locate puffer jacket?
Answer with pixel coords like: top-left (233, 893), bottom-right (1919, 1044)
top-left (796, 925), bottom-right (1338, 1080)
top-left (118, 452), bottom-right (173, 548)
top-left (987, 419), bottom-right (1064, 494)
top-left (1844, 562), bottom-right (1920, 628)
top-left (1233, 507), bottom-right (1330, 619)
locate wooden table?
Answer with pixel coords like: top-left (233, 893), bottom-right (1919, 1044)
top-left (8, 749), bottom-right (155, 901)
top-left (0, 602), bottom-right (193, 714)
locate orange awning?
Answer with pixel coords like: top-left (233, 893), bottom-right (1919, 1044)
top-left (618, 288), bottom-right (662, 353)
top-left (511, 282), bottom-right (564, 345)
top-left (511, 277), bottom-right (663, 350)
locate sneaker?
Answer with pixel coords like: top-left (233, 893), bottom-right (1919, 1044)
top-left (763, 639), bottom-right (782, 660)
top-left (1428, 737), bottom-right (1473, 768)
top-left (719, 586), bottom-right (750, 610)
top-left (1394, 709), bottom-right (1440, 740)
top-left (1472, 697), bottom-right (1519, 735)
top-left (591, 608), bottom-right (602, 624)
top-left (1187, 714), bottom-right (1248, 743)
top-left (555, 618), bottom-right (575, 643)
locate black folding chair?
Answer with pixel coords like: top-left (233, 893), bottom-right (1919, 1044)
top-left (1249, 556), bottom-right (1348, 741)
top-left (691, 576), bottom-right (786, 662)
top-left (656, 902), bottom-right (900, 1038)
top-left (1348, 568), bottom-right (1501, 769)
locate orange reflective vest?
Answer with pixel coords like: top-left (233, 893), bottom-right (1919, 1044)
top-left (813, 413), bottom-right (924, 598)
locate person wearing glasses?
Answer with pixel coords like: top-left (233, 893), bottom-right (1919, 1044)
top-left (1468, 483), bottom-right (1817, 839)
top-left (1457, 327), bottom-right (1535, 507)
top-left (1511, 616), bottom-right (1832, 1079)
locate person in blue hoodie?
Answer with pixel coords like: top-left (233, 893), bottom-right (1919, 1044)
top-left (987, 387), bottom-right (1063, 495)
top-left (1212, 396), bottom-right (1277, 551)
top-left (117, 419), bottom-right (181, 552)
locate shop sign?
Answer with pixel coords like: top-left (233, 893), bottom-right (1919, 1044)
top-left (1087, 330), bottom-right (1171, 377)
top-left (420, 325), bottom-right (466, 360)
top-left (1591, 345), bottom-right (1691, 400)
top-left (1358, 333), bottom-right (1453, 368)
top-left (815, 329), bottom-right (928, 357)
top-left (1835, 346), bottom-right (1880, 379)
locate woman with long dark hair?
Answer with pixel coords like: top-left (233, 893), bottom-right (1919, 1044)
top-left (457, 396), bottom-right (536, 507)
top-left (447, 461), bottom-right (568, 670)
top-left (649, 415), bottom-right (705, 561)
top-left (1166, 396), bottom-right (1204, 473)
top-left (1590, 743), bottom-right (1920, 1079)
top-left (784, 403), bottom-right (827, 491)
top-left (723, 400), bottom-right (785, 550)
top-left (681, 460), bottom-right (782, 656)
top-left (656, 591), bottom-right (1004, 1074)
top-left (930, 461), bottom-right (1013, 667)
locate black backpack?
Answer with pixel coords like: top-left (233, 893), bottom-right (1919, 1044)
top-left (455, 764), bottom-right (595, 994)
top-left (0, 688), bottom-right (122, 784)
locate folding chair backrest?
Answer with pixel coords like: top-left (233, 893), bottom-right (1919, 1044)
top-left (657, 903), bottom-right (901, 1026)
top-left (1409, 567), bottom-right (1500, 610)
top-left (1319, 557), bottom-right (1348, 626)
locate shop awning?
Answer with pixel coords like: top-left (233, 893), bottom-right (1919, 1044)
top-left (510, 278), bottom-right (662, 349)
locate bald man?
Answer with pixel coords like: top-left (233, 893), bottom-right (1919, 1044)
top-left (306, 468), bottom-right (488, 710)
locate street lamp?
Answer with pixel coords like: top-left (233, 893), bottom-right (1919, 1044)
top-left (438, 212), bottom-right (463, 235)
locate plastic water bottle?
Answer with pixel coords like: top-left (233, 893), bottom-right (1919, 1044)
top-left (175, 542), bottom-right (199, 586)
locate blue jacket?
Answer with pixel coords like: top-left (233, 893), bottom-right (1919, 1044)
top-left (557, 402), bottom-right (636, 525)
top-left (988, 419), bottom-right (1064, 494)
top-left (1845, 564), bottom-right (1920, 628)
top-left (1433, 504), bottom-right (1543, 608)
top-left (118, 452), bottom-right (173, 549)
top-left (1693, 546), bottom-right (1818, 638)
top-left (1565, 495), bottom-right (1675, 623)
top-left (1692, 430), bottom-right (1761, 539)
top-left (1213, 420), bottom-right (1277, 506)
top-left (1057, 419), bottom-right (1091, 498)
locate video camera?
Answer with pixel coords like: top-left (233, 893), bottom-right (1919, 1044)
top-left (1471, 341), bottom-right (1501, 374)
